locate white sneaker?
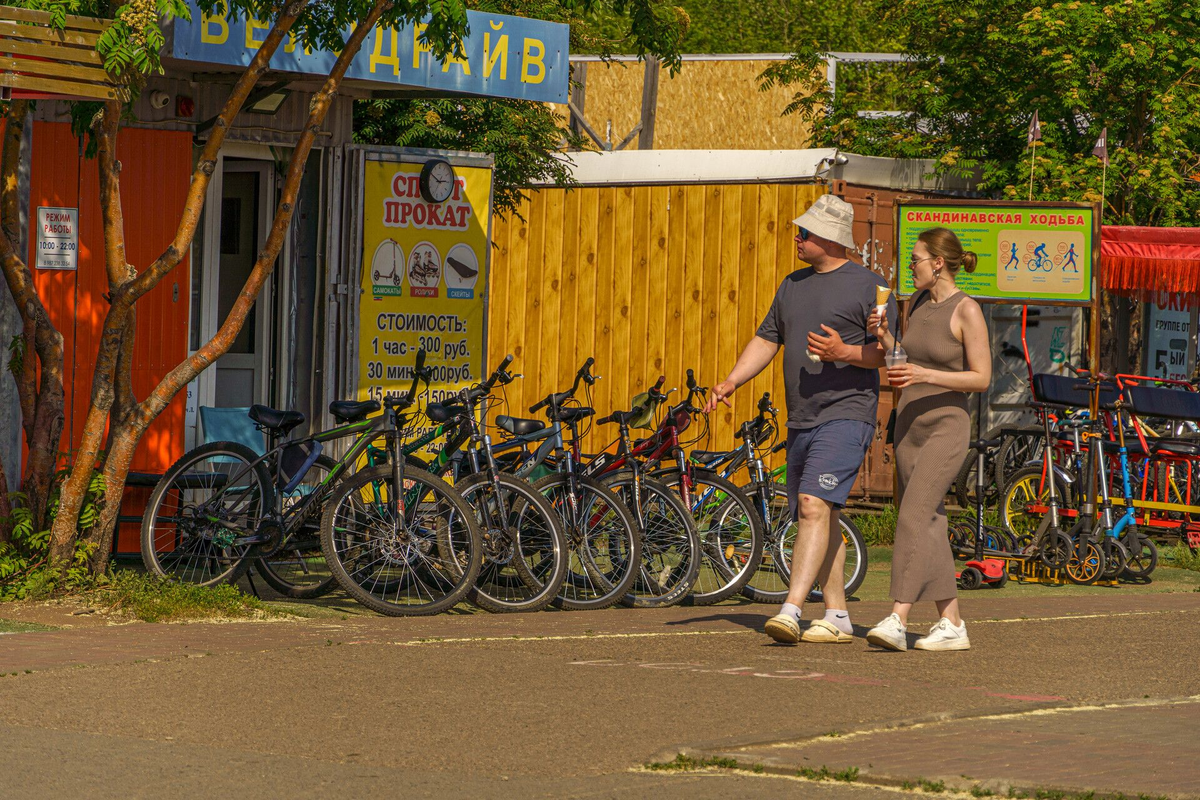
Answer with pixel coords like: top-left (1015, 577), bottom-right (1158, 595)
top-left (914, 618), bottom-right (970, 651)
top-left (866, 613), bottom-right (907, 651)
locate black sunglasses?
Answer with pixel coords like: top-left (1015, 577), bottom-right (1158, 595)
top-left (797, 227), bottom-right (811, 241)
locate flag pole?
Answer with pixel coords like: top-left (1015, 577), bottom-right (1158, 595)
top-left (1027, 110), bottom-right (1041, 202)
top-left (1028, 146), bottom-right (1036, 202)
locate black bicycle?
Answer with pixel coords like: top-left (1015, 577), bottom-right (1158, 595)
top-left (417, 355), bottom-right (570, 613)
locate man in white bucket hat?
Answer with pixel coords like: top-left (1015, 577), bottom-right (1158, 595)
top-left (705, 193), bottom-right (897, 645)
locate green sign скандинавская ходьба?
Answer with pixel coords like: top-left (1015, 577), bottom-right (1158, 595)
top-left (896, 201), bottom-right (1097, 304)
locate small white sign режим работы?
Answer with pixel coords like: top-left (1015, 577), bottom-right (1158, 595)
top-left (36, 206), bottom-right (78, 270)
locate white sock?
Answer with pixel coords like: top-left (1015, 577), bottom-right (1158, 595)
top-left (824, 609), bottom-right (852, 635)
top-left (780, 602), bottom-right (802, 621)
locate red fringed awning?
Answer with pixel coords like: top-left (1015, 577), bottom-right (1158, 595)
top-left (1101, 226), bottom-right (1200, 310)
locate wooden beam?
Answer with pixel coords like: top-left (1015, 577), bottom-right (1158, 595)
top-left (0, 4), bottom-right (109, 32)
top-left (568, 61), bottom-right (587, 140)
top-left (567, 99), bottom-right (608, 151)
top-left (0, 72), bottom-right (118, 100)
top-left (0, 37), bottom-right (104, 65)
top-left (0, 55), bottom-right (112, 84)
top-left (0, 19), bottom-right (99, 47)
top-left (615, 122), bottom-right (642, 151)
top-left (637, 56), bottom-right (660, 151)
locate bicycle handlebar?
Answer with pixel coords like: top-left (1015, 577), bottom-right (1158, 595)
top-left (385, 348), bottom-right (429, 410)
top-left (531, 357), bottom-right (597, 413)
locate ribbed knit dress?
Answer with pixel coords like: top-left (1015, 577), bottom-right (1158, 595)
top-left (890, 290), bottom-right (971, 604)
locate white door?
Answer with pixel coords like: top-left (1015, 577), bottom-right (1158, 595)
top-left (209, 161), bottom-right (275, 409)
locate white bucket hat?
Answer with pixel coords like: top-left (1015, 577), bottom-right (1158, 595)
top-left (792, 194), bottom-right (857, 250)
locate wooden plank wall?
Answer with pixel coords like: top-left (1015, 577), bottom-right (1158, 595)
top-left (489, 182), bottom-right (850, 471)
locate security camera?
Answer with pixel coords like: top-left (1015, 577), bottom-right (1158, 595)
top-left (149, 90), bottom-right (170, 110)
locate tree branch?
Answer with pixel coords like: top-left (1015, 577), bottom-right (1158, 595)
top-left (84, 0), bottom-right (394, 569)
top-left (49, 0), bottom-right (313, 566)
top-left (96, 101), bottom-right (129, 287)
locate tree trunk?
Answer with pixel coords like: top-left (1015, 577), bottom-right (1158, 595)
top-left (0, 100), bottom-right (66, 534)
top-left (0, 453), bottom-right (11, 546)
top-left (78, 0), bottom-right (382, 573)
top-left (49, 3), bottom-right (313, 569)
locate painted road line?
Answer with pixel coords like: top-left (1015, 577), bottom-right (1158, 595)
top-left (750, 693), bottom-right (1200, 749)
top-left (973, 609), bottom-right (1195, 624)
top-left (362, 608), bottom-right (1198, 647)
top-left (377, 630), bottom-right (757, 647)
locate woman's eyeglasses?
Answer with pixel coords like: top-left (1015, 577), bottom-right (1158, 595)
top-left (909, 256), bottom-right (935, 266)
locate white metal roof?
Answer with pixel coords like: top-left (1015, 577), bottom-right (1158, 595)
top-left (544, 149), bottom-right (841, 186)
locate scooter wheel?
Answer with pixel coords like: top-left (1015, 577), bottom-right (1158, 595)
top-left (991, 568), bottom-right (1009, 589)
top-left (959, 566), bottom-right (983, 590)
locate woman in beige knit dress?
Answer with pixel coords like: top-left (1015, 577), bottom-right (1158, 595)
top-left (865, 227), bottom-right (992, 652)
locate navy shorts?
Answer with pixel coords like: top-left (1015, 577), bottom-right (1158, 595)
top-left (786, 420), bottom-right (875, 516)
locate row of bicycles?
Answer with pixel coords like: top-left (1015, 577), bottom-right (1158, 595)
top-left (139, 351), bottom-right (868, 616)
top-left (949, 364), bottom-right (1200, 585)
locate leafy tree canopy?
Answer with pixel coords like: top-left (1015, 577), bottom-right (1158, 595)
top-left (760, 0), bottom-right (1200, 225)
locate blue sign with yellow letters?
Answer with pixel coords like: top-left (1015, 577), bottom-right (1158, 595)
top-left (171, 1), bottom-right (569, 103)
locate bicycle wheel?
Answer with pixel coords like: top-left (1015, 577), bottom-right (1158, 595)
top-left (1120, 530), bottom-right (1158, 580)
top-left (994, 429), bottom-right (1044, 496)
top-left (255, 455), bottom-right (340, 600)
top-left (602, 473), bottom-right (700, 608)
top-left (1001, 465), bottom-right (1074, 541)
top-left (1100, 536), bottom-right (1128, 580)
top-left (1065, 537), bottom-right (1105, 585)
top-left (533, 474), bottom-right (641, 610)
top-left (320, 465), bottom-right (482, 616)
top-left (653, 468), bottom-right (764, 605)
top-left (455, 472), bottom-right (568, 613)
top-left (738, 482), bottom-right (867, 604)
top-left (141, 441), bottom-right (273, 587)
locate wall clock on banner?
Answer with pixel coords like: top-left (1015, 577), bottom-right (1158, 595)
top-left (419, 158), bottom-right (456, 204)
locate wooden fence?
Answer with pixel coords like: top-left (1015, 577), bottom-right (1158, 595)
top-left (487, 181), bottom-right (899, 498)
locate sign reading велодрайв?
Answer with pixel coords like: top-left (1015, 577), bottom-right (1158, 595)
top-left (896, 202), bottom-right (1096, 304)
top-left (171, 1), bottom-right (569, 104)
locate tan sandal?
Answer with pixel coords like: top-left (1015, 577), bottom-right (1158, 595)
top-left (800, 619), bottom-right (853, 644)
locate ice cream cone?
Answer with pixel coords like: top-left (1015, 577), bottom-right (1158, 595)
top-left (874, 285), bottom-right (891, 315)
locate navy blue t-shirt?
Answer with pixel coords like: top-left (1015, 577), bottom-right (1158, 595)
top-left (756, 261), bottom-right (898, 429)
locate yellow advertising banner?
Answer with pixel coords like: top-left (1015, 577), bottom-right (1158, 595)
top-left (357, 157), bottom-right (491, 428)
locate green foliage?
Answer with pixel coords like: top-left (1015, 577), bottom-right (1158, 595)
top-left (0, 462), bottom-right (105, 601)
top-left (356, 97), bottom-right (585, 218)
top-left (645, 753), bottom-right (739, 771)
top-left (1163, 543), bottom-right (1200, 572)
top-left (798, 765), bottom-right (860, 782)
top-left (848, 506), bottom-right (898, 546)
top-left (762, 0), bottom-right (1200, 225)
top-left (6, 334), bottom-right (24, 378)
top-left (97, 0), bottom-right (190, 81)
top-left (579, 0), bottom-right (896, 57)
top-left (88, 571), bottom-right (273, 622)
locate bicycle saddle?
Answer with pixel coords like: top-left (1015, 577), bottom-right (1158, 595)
top-left (556, 406), bottom-right (594, 423)
top-left (249, 405), bottom-right (305, 435)
top-left (329, 399), bottom-right (381, 423)
top-left (1148, 438), bottom-right (1200, 457)
top-left (426, 403), bottom-right (466, 423)
top-left (496, 415), bottom-right (545, 436)
top-left (688, 450), bottom-right (726, 464)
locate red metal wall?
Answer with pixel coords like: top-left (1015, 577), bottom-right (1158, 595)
top-left (26, 122), bottom-right (191, 553)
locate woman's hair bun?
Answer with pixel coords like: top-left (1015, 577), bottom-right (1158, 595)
top-left (961, 251), bottom-right (978, 273)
